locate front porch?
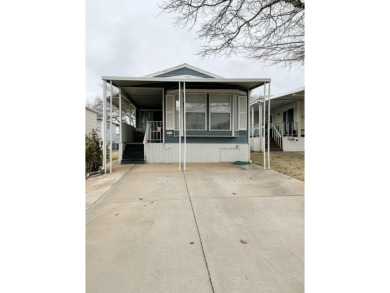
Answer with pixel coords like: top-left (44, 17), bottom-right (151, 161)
top-left (249, 87), bottom-right (305, 152)
top-left (100, 64), bottom-right (273, 173)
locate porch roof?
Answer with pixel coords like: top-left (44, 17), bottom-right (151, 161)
top-left (250, 87), bottom-right (304, 112)
top-left (102, 76), bottom-right (270, 92)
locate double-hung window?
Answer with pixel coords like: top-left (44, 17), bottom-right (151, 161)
top-left (209, 94), bottom-right (231, 130)
top-left (185, 93), bottom-right (206, 130)
top-left (175, 93), bottom-right (207, 130)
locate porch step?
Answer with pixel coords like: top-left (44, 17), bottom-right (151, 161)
top-left (121, 143), bottom-right (145, 164)
top-left (121, 159), bottom-right (145, 164)
top-left (265, 137), bottom-right (283, 152)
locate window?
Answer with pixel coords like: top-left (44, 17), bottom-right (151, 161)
top-left (175, 93), bottom-right (206, 130)
top-left (185, 94), bottom-right (206, 130)
top-left (115, 126), bottom-right (119, 135)
top-left (210, 94), bottom-right (231, 130)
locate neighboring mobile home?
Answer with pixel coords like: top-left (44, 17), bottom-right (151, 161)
top-left (249, 87), bottom-right (305, 152)
top-left (101, 64), bottom-right (271, 171)
top-left (85, 106), bottom-right (98, 136)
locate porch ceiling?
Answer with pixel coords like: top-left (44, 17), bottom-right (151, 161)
top-left (122, 87), bottom-right (162, 108)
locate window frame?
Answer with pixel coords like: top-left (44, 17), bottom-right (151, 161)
top-left (209, 93), bottom-right (232, 131)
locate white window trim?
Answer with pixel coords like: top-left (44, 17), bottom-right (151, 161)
top-left (238, 95), bottom-right (247, 130)
top-left (209, 93), bottom-right (232, 131)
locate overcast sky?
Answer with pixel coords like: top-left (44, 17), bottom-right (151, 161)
top-left (86, 0), bottom-right (304, 103)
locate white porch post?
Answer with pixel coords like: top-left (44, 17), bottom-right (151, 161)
top-left (251, 105), bottom-right (254, 138)
top-left (178, 82), bottom-right (181, 171)
top-left (162, 89), bottom-right (165, 143)
top-left (184, 82), bottom-right (187, 170)
top-left (247, 90), bottom-right (251, 161)
top-left (110, 81), bottom-right (113, 173)
top-left (119, 88), bottom-right (122, 163)
top-left (258, 100), bottom-right (261, 149)
top-left (267, 82), bottom-right (271, 169)
top-left (297, 100), bottom-right (301, 137)
top-left (263, 85), bottom-right (266, 169)
top-left (103, 81), bottom-right (107, 173)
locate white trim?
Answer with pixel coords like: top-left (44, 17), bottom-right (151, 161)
top-left (143, 63), bottom-right (223, 78)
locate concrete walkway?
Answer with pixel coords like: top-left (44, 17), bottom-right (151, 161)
top-left (86, 163), bottom-right (304, 293)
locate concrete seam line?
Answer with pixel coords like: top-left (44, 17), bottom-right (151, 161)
top-left (86, 164), bottom-right (136, 213)
top-left (191, 194), bottom-right (305, 200)
top-left (182, 170), bottom-right (215, 293)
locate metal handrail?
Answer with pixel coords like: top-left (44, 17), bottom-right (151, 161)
top-left (271, 123), bottom-right (283, 149)
top-left (143, 122), bottom-right (151, 144)
top-left (144, 121), bottom-right (163, 143)
top-left (273, 122), bottom-right (298, 137)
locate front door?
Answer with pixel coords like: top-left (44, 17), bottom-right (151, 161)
top-left (283, 108), bottom-right (294, 135)
top-left (139, 110), bottom-right (162, 132)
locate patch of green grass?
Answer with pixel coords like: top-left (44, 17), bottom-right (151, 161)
top-left (251, 152), bottom-right (305, 181)
top-left (112, 150), bottom-right (118, 161)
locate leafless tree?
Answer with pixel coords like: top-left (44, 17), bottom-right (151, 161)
top-left (159, 0), bottom-right (304, 66)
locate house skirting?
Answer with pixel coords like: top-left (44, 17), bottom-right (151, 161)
top-left (144, 143), bottom-right (250, 163)
top-left (250, 137), bottom-right (261, 152)
top-left (282, 137), bottom-right (304, 151)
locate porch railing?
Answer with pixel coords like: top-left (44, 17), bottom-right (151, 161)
top-left (271, 124), bottom-right (283, 149)
top-left (144, 121), bottom-right (163, 143)
top-left (273, 122), bottom-right (298, 137)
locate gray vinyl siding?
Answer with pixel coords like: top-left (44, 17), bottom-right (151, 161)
top-left (155, 68), bottom-right (214, 78)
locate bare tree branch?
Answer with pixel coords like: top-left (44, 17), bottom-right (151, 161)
top-left (159, 0), bottom-right (304, 67)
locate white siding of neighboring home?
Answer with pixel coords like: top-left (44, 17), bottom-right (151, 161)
top-left (85, 108), bottom-right (98, 135)
top-left (282, 137), bottom-right (304, 151)
top-left (144, 143), bottom-right (249, 163)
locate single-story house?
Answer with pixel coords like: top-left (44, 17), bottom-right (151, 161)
top-left (96, 113), bottom-right (120, 148)
top-left (249, 87), bottom-right (305, 152)
top-left (85, 106), bottom-right (99, 136)
top-left (100, 63), bottom-right (272, 172)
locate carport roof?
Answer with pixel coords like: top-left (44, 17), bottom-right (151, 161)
top-left (102, 76), bottom-right (271, 91)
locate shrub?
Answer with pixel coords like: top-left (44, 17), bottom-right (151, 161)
top-left (85, 129), bottom-right (103, 172)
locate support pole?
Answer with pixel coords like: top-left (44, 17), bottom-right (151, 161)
top-left (110, 81), bottom-right (113, 173)
top-left (178, 82), bottom-right (181, 171)
top-left (258, 100), bottom-right (261, 149)
top-left (263, 85), bottom-right (266, 169)
top-left (119, 88), bottom-right (122, 163)
top-left (251, 105), bottom-right (254, 138)
top-left (267, 82), bottom-right (271, 169)
top-left (103, 81), bottom-right (107, 174)
top-left (162, 89), bottom-right (165, 143)
top-left (184, 83), bottom-right (187, 170)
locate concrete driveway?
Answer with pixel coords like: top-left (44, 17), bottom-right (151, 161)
top-left (86, 163), bottom-right (304, 293)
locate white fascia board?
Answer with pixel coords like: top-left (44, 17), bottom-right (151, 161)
top-left (102, 76), bottom-right (270, 83)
